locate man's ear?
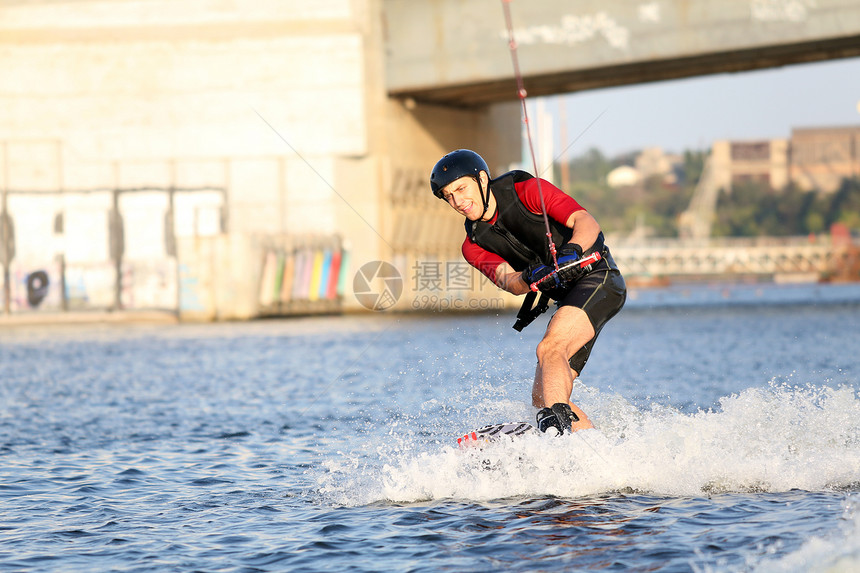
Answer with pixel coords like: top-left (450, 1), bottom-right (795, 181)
top-left (479, 170), bottom-right (490, 187)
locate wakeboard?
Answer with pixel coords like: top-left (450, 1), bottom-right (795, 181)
top-left (457, 421), bottom-right (539, 448)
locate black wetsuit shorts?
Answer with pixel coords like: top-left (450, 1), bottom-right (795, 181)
top-left (556, 249), bottom-right (627, 373)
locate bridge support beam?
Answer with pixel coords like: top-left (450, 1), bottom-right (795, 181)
top-left (385, 0), bottom-right (860, 107)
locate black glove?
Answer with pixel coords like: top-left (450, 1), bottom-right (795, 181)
top-left (555, 243), bottom-right (588, 284)
top-left (556, 243), bottom-right (583, 267)
top-left (557, 238), bottom-right (604, 284)
top-left (521, 263), bottom-right (563, 293)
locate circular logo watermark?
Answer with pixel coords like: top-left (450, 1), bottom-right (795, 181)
top-left (353, 261), bottom-right (403, 311)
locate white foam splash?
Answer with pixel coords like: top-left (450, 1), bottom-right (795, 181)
top-left (317, 382), bottom-right (860, 506)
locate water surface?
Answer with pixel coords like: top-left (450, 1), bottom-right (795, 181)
top-left (2, 285), bottom-right (859, 572)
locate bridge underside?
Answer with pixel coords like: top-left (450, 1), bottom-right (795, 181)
top-left (392, 34), bottom-right (860, 107)
top-left (384, 0), bottom-right (860, 108)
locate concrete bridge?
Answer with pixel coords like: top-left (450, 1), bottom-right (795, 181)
top-left (385, 0), bottom-right (860, 106)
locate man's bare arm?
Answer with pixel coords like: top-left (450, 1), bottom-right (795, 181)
top-left (493, 262), bottom-right (530, 295)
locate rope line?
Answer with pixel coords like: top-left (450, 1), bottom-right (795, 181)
top-left (501, 0), bottom-right (559, 270)
top-left (500, 2), bottom-right (612, 468)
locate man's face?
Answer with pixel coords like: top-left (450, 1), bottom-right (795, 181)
top-left (440, 173), bottom-right (487, 221)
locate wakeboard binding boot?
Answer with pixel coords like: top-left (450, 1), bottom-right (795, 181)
top-left (536, 403), bottom-right (580, 435)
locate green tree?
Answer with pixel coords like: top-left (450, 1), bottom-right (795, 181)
top-left (829, 178), bottom-right (860, 230)
top-left (568, 147), bottom-right (612, 184)
top-left (559, 151), bottom-right (860, 239)
top-left (682, 150), bottom-right (706, 186)
top-left (713, 177), bottom-right (860, 237)
top-left (562, 148), bottom-right (703, 237)
top-left (805, 212), bottom-right (825, 234)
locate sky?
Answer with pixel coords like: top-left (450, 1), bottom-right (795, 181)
top-left (542, 55), bottom-right (860, 159)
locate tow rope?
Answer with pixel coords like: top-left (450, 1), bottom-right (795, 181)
top-left (501, 0), bottom-right (559, 272)
top-left (502, 0), bottom-right (570, 330)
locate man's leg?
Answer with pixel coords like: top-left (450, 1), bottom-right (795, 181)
top-left (532, 266), bottom-right (626, 434)
top-left (532, 305), bottom-right (595, 431)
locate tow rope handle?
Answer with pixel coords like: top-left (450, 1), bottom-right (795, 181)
top-left (529, 251), bottom-right (602, 292)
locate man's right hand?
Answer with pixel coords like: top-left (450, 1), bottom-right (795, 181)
top-left (521, 263), bottom-right (563, 293)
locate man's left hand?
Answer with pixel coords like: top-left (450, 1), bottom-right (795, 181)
top-left (556, 243), bottom-right (583, 267)
top-left (556, 243), bottom-right (592, 284)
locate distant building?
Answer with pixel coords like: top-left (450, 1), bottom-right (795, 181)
top-left (710, 139), bottom-right (789, 192)
top-left (709, 127), bottom-right (860, 195)
top-left (680, 128), bottom-right (858, 241)
top-left (606, 165), bottom-right (642, 188)
top-left (634, 147), bottom-right (682, 184)
top-left (607, 147), bottom-right (684, 189)
top-left (790, 126), bottom-right (860, 192)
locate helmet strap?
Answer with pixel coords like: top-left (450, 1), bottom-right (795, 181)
top-left (476, 175), bottom-right (491, 220)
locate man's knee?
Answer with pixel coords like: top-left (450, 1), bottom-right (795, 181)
top-left (535, 336), bottom-right (566, 363)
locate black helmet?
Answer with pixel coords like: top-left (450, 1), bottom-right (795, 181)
top-left (429, 149), bottom-right (490, 199)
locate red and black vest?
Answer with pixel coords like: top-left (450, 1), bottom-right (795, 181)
top-left (466, 170), bottom-right (573, 271)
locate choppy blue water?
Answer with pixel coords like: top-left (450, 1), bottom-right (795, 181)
top-left (2, 283), bottom-right (860, 572)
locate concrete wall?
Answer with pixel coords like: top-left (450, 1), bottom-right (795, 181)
top-left (0, 0), bottom-right (524, 318)
top-left (0, 1), bottom-right (366, 225)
